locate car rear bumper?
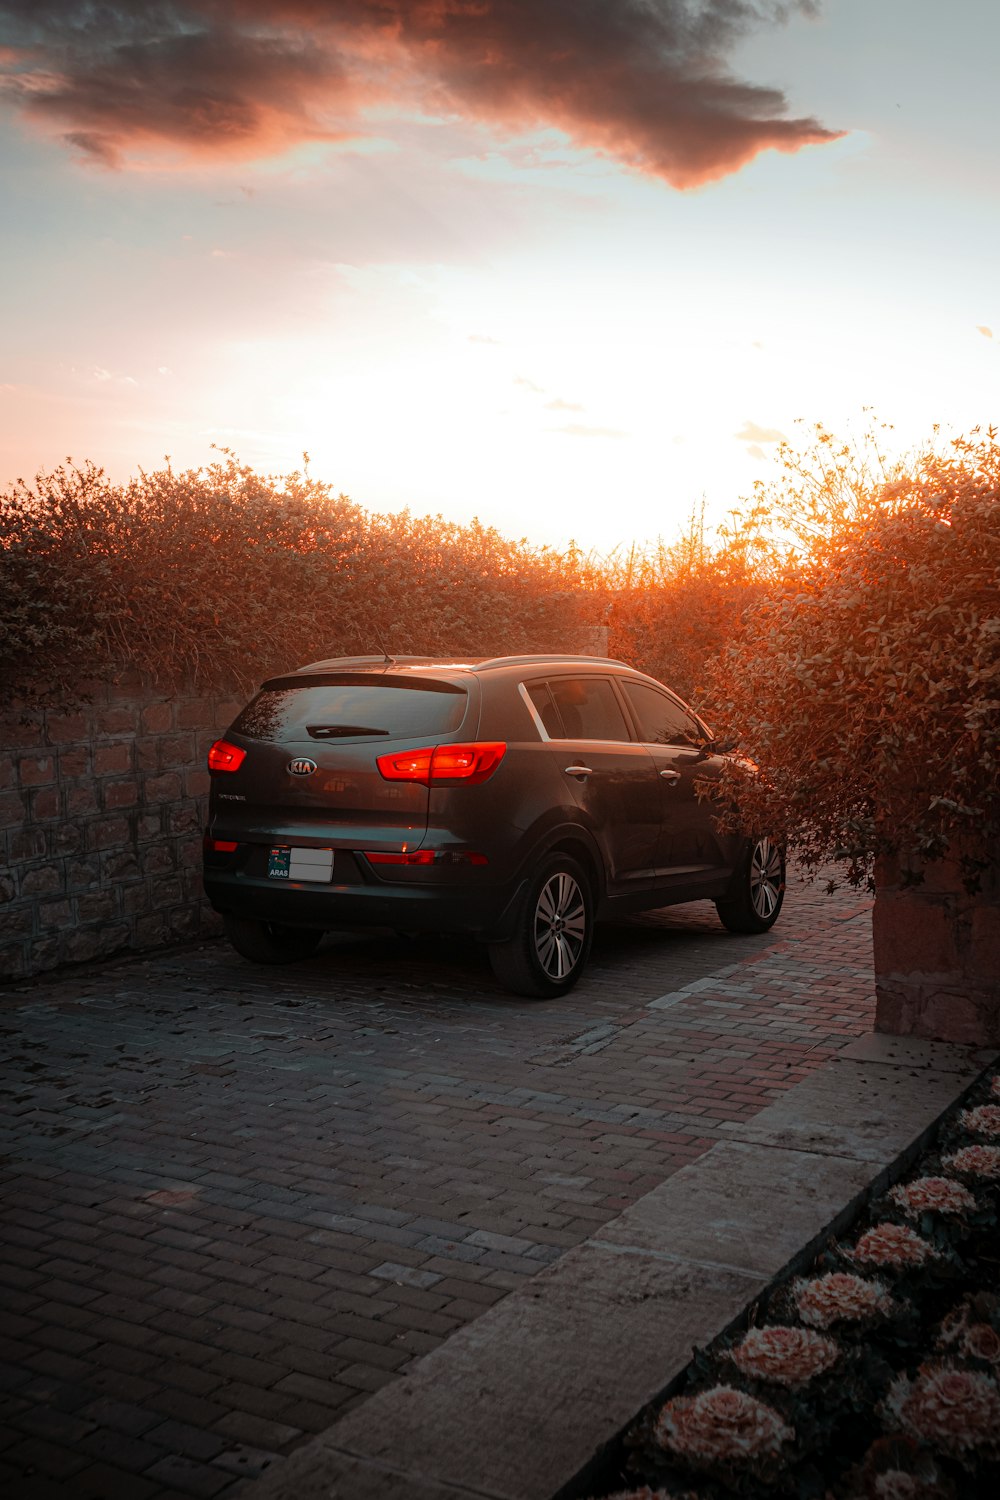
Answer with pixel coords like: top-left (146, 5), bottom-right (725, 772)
top-left (203, 866), bottom-right (527, 941)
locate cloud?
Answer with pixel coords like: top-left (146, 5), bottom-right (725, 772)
top-left (545, 397), bottom-right (583, 411)
top-left (977, 325), bottom-right (993, 339)
top-left (0, 1), bottom-right (842, 185)
top-left (469, 333), bottom-right (501, 345)
top-left (736, 419), bottom-right (786, 443)
top-left (514, 375), bottom-right (544, 392)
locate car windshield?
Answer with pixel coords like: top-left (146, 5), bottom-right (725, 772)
top-left (232, 677), bottom-right (468, 743)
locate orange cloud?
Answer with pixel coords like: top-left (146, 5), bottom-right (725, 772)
top-left (0, 1), bottom-right (842, 184)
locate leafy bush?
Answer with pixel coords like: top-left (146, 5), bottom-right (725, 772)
top-left (0, 455), bottom-right (609, 703)
top-left (704, 428), bottom-right (1000, 885)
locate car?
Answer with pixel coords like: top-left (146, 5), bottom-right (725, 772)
top-left (202, 654), bottom-right (784, 997)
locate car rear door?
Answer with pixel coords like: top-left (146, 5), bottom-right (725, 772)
top-left (523, 674), bottom-right (660, 892)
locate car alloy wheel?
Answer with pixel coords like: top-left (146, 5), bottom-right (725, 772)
top-left (533, 869), bottom-right (587, 981)
top-left (749, 837), bottom-right (784, 922)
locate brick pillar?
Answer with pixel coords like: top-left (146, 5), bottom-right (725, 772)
top-left (873, 849), bottom-right (1000, 1046)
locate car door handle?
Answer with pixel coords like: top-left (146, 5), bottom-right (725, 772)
top-left (659, 768), bottom-right (681, 783)
top-left (564, 764), bottom-right (593, 779)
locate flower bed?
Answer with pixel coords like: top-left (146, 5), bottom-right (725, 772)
top-left (584, 1067), bottom-right (1000, 1500)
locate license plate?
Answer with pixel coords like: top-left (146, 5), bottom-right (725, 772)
top-left (268, 846), bottom-right (335, 882)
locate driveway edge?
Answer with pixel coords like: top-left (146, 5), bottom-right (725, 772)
top-left (243, 1034), bottom-right (997, 1500)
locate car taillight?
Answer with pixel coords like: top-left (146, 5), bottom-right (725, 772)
top-left (204, 837), bottom-right (238, 853)
top-left (376, 742), bottom-right (506, 786)
top-left (208, 739), bottom-right (246, 773)
top-left (365, 850), bottom-right (489, 866)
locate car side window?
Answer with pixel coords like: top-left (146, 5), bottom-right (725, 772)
top-left (622, 681), bottom-right (705, 748)
top-left (548, 678), bottom-right (632, 742)
top-left (524, 682), bottom-right (564, 738)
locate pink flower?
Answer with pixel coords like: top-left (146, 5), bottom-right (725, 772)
top-left (958, 1104), bottom-right (1000, 1139)
top-left (851, 1222), bottom-right (933, 1268)
top-left (888, 1176), bottom-right (976, 1217)
top-left (884, 1361), bottom-right (1000, 1455)
top-left (653, 1385), bottom-right (793, 1464)
top-left (942, 1144), bottom-right (1000, 1178)
top-left (793, 1271), bottom-right (893, 1328)
top-left (730, 1325), bottom-right (839, 1387)
top-left (990, 1074), bottom-right (1000, 1100)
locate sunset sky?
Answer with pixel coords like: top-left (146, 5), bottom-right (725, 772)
top-left (1, 0), bottom-right (997, 551)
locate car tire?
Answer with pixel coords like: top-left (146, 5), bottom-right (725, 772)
top-left (715, 836), bottom-right (785, 933)
top-left (488, 853), bottom-right (593, 998)
top-left (223, 914), bottom-right (324, 964)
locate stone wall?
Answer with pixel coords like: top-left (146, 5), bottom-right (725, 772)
top-left (0, 678), bottom-right (242, 982)
top-left (873, 850), bottom-right (1000, 1047)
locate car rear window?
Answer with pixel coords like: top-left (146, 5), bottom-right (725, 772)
top-left (232, 676), bottom-right (468, 743)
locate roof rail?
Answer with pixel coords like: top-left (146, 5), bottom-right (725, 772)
top-left (475, 654), bottom-right (627, 670)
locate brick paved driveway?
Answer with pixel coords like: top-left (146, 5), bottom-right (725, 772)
top-left (1, 879), bottom-right (875, 1499)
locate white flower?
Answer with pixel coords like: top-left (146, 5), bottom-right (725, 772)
top-left (942, 1144), bottom-right (1000, 1178)
top-left (851, 1222), bottom-right (933, 1268)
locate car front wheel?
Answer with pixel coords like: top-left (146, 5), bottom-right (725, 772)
top-left (489, 854), bottom-right (593, 998)
top-left (223, 914), bottom-right (324, 964)
top-left (715, 837), bottom-right (785, 934)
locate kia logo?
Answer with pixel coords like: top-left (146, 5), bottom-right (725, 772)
top-left (287, 757), bottom-right (318, 776)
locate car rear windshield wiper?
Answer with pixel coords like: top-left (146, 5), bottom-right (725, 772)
top-left (306, 724), bottom-right (391, 738)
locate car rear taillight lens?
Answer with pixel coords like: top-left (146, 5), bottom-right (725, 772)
top-left (376, 742), bottom-right (506, 786)
top-left (204, 837), bottom-right (239, 853)
top-left (208, 740), bottom-right (246, 773)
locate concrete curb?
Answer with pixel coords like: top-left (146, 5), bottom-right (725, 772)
top-left (243, 1034), bottom-right (997, 1500)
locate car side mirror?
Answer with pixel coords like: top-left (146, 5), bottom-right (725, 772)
top-left (709, 736), bottom-right (738, 755)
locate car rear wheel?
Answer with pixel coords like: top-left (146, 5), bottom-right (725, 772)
top-left (223, 914), bottom-right (324, 964)
top-left (489, 854), bottom-right (593, 998)
top-left (715, 836), bottom-right (785, 934)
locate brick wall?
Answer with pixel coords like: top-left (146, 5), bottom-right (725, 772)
top-left (1, 677), bottom-right (243, 981)
top-left (873, 849), bottom-right (1000, 1047)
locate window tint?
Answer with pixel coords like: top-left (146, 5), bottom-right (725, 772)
top-left (622, 681), bottom-right (705, 748)
top-left (548, 678), bottom-right (631, 742)
top-left (233, 678), bottom-right (468, 743)
top-left (525, 682), bottom-right (563, 738)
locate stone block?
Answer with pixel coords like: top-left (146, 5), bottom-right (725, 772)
top-left (158, 732), bottom-right (196, 768)
top-left (0, 756), bottom-right (16, 790)
top-left (95, 741), bottom-right (133, 776)
top-left (142, 842), bottom-right (176, 875)
top-left (0, 942), bottom-right (28, 980)
top-left (64, 855), bottom-right (101, 890)
top-left (0, 790), bottom-right (28, 830)
top-left (46, 710), bottom-right (89, 744)
top-left (121, 881), bottom-right (151, 914)
top-left (136, 736), bottom-right (160, 771)
top-left (98, 704), bottom-right (137, 736)
top-left (101, 848), bottom-right (140, 883)
top-left (150, 875), bottom-right (184, 908)
top-left (64, 782), bottom-right (100, 817)
top-left (872, 892), bottom-right (959, 975)
top-left (20, 864), bottom-right (63, 898)
top-left (170, 803), bottom-right (202, 836)
top-left (90, 815), bottom-right (132, 850)
top-left (37, 898), bottom-right (74, 931)
top-left (52, 822), bottom-right (84, 856)
top-left (596, 1141), bottom-right (876, 1277)
top-left (104, 779), bottom-right (139, 811)
top-left (185, 769), bottom-right (211, 798)
top-left (18, 754), bottom-right (56, 786)
top-left (969, 905), bottom-right (1000, 980)
top-left (719, 1058), bottom-right (981, 1163)
top-left (76, 890), bottom-right (119, 923)
top-left (59, 746), bottom-right (90, 778)
top-left (8, 826), bottom-right (45, 862)
top-left (137, 811), bottom-right (164, 842)
top-left (29, 933), bottom-right (63, 971)
top-left (143, 772), bottom-right (182, 803)
top-left (877, 980), bottom-right (999, 1048)
top-left (30, 786), bottom-right (60, 821)
top-left (141, 701), bottom-right (173, 734)
top-left (176, 700), bottom-right (214, 730)
top-left (2, 904), bottom-right (32, 938)
top-left (135, 913), bottom-right (168, 946)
